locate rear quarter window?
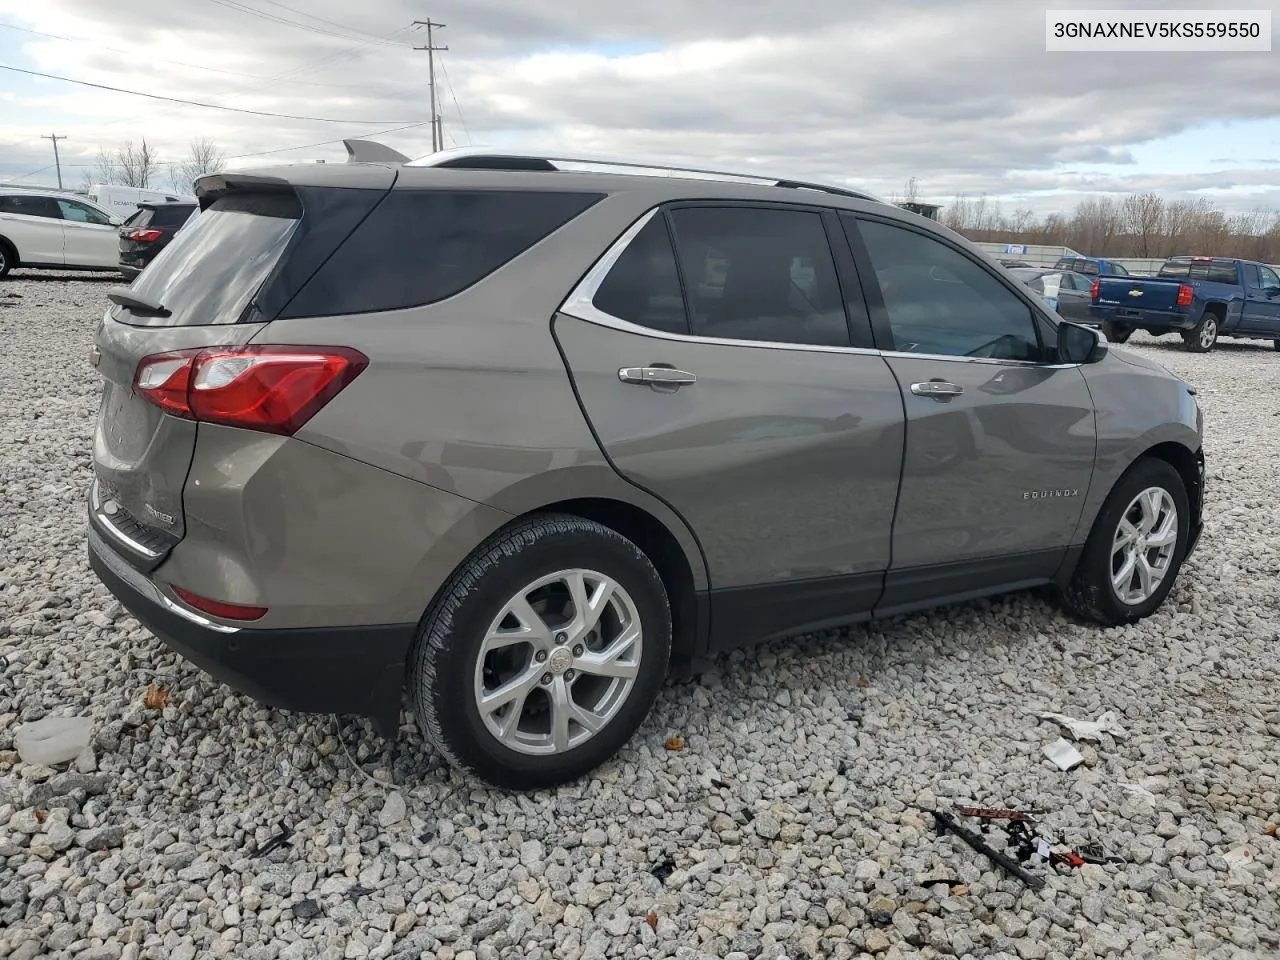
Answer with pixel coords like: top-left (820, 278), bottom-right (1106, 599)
top-left (281, 189), bottom-right (604, 318)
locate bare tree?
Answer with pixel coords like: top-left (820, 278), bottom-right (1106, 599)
top-left (80, 148), bottom-right (121, 190)
top-left (902, 176), bottom-right (920, 204)
top-left (116, 138), bottom-right (159, 188)
top-left (941, 189), bottom-right (1280, 262)
top-left (171, 137), bottom-right (225, 192)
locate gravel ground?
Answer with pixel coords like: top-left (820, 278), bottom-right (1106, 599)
top-left (1, 271), bottom-right (1278, 960)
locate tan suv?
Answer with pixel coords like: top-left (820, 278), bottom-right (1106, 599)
top-left (87, 147), bottom-right (1205, 789)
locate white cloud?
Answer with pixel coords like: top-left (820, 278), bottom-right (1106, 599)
top-left (0, 0), bottom-right (1276, 210)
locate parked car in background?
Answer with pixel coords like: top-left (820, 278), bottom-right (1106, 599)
top-left (1054, 255), bottom-right (1131, 278)
top-left (1091, 255), bottom-right (1280, 352)
top-left (0, 189), bottom-right (122, 278)
top-left (118, 202), bottom-right (198, 279)
top-left (1006, 267), bottom-right (1095, 323)
top-left (87, 148), bottom-right (1205, 790)
top-left (999, 258), bottom-right (1033, 268)
top-left (87, 184), bottom-right (197, 220)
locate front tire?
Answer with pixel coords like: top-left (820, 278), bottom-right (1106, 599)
top-left (1272, 340), bottom-right (1279, 352)
top-left (1101, 321), bottom-right (1132, 344)
top-left (1182, 312), bottom-right (1219, 353)
top-left (1056, 458), bottom-right (1190, 626)
top-left (0, 240), bottom-right (14, 280)
top-left (410, 514), bottom-right (671, 790)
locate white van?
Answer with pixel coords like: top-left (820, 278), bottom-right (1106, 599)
top-left (86, 184), bottom-right (197, 219)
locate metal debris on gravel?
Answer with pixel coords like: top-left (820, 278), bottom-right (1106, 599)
top-left (1, 272), bottom-right (1278, 959)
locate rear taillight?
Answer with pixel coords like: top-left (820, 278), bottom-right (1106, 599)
top-left (133, 345), bottom-right (368, 435)
top-left (1089, 279), bottom-right (1100, 300)
top-left (128, 228), bottom-right (164, 242)
top-left (1176, 284), bottom-right (1193, 306)
top-left (170, 585), bottom-right (267, 621)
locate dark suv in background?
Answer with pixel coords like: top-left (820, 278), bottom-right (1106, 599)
top-left (118, 201), bottom-right (197, 279)
top-left (87, 147), bottom-right (1205, 790)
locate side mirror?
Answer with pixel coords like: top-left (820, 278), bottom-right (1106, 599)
top-left (1057, 321), bottom-right (1108, 364)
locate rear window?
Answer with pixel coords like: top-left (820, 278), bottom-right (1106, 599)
top-left (145, 204), bottom-right (196, 227)
top-left (118, 193), bottom-right (299, 327)
top-left (281, 189), bottom-right (604, 318)
top-left (1158, 259), bottom-right (1238, 283)
top-left (1108, 263), bottom-right (1130, 276)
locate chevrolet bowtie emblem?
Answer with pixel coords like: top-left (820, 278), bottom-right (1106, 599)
top-left (1128, 289), bottom-right (1143, 297)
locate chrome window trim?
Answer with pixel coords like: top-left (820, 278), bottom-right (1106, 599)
top-left (557, 206), bottom-right (1083, 369)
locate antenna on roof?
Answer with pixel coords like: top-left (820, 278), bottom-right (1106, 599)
top-left (343, 139), bottom-right (411, 164)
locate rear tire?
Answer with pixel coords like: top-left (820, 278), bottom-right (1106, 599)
top-left (1055, 458), bottom-right (1190, 627)
top-left (1101, 321), bottom-right (1132, 344)
top-left (1182, 312), bottom-right (1219, 353)
top-left (410, 514), bottom-right (671, 790)
top-left (1272, 340), bottom-right (1279, 352)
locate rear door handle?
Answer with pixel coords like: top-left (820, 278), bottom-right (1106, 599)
top-left (910, 380), bottom-right (963, 399)
top-left (618, 366), bottom-right (696, 386)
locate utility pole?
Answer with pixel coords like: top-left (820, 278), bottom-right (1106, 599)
top-left (412, 19), bottom-right (448, 153)
top-left (42, 134), bottom-right (66, 189)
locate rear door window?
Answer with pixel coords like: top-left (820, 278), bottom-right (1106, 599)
top-left (282, 189), bottom-right (604, 318)
top-left (119, 193), bottom-right (300, 327)
top-left (0, 195), bottom-right (62, 219)
top-left (666, 206), bottom-right (850, 347)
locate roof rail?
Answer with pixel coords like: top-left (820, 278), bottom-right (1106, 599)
top-left (405, 146), bottom-right (885, 203)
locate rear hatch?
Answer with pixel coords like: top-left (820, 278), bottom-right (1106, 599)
top-left (1094, 275), bottom-right (1184, 315)
top-left (90, 171), bottom-right (392, 570)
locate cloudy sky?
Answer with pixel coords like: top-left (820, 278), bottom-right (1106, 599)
top-left (0, 0), bottom-right (1277, 213)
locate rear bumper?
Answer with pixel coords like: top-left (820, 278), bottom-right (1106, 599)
top-left (87, 517), bottom-right (413, 736)
top-left (1090, 305), bottom-right (1196, 331)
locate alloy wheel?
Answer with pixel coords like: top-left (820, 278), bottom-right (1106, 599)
top-left (473, 568), bottom-right (643, 756)
top-left (1110, 487), bottom-right (1179, 605)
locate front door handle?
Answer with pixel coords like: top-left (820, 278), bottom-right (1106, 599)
top-left (910, 379), bottom-right (963, 399)
top-left (618, 366), bottom-right (697, 386)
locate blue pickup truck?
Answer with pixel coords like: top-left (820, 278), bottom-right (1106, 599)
top-left (1091, 256), bottom-right (1280, 353)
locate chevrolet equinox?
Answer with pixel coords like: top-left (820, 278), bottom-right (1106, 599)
top-left (87, 147), bottom-right (1206, 790)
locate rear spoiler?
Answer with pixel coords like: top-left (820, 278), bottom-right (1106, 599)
top-left (343, 139), bottom-right (410, 164)
top-left (193, 173), bottom-right (294, 210)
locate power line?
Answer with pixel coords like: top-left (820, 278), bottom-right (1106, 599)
top-left (222, 120), bottom-right (434, 161)
top-left (438, 56), bottom-right (471, 147)
top-left (202, 0), bottom-right (407, 47)
top-left (251, 0), bottom-right (406, 46)
top-left (0, 64), bottom-right (426, 124)
top-left (0, 22), bottom-right (371, 87)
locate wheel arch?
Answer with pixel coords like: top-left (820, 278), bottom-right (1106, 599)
top-left (525, 497), bottom-right (703, 662)
top-left (1058, 437), bottom-right (1203, 587)
top-left (0, 234), bottom-right (19, 265)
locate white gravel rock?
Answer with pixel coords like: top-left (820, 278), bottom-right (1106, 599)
top-left (1, 281), bottom-right (1279, 958)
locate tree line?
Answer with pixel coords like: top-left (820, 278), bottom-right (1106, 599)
top-left (935, 191), bottom-right (1280, 263)
top-left (83, 137), bottom-right (225, 195)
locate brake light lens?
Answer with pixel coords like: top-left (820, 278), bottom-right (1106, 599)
top-left (133, 345), bottom-right (368, 435)
top-left (170, 585), bottom-right (267, 621)
top-left (1089, 279), bottom-right (1100, 300)
top-left (1176, 284), bottom-right (1194, 307)
top-left (128, 228), bottom-right (164, 242)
